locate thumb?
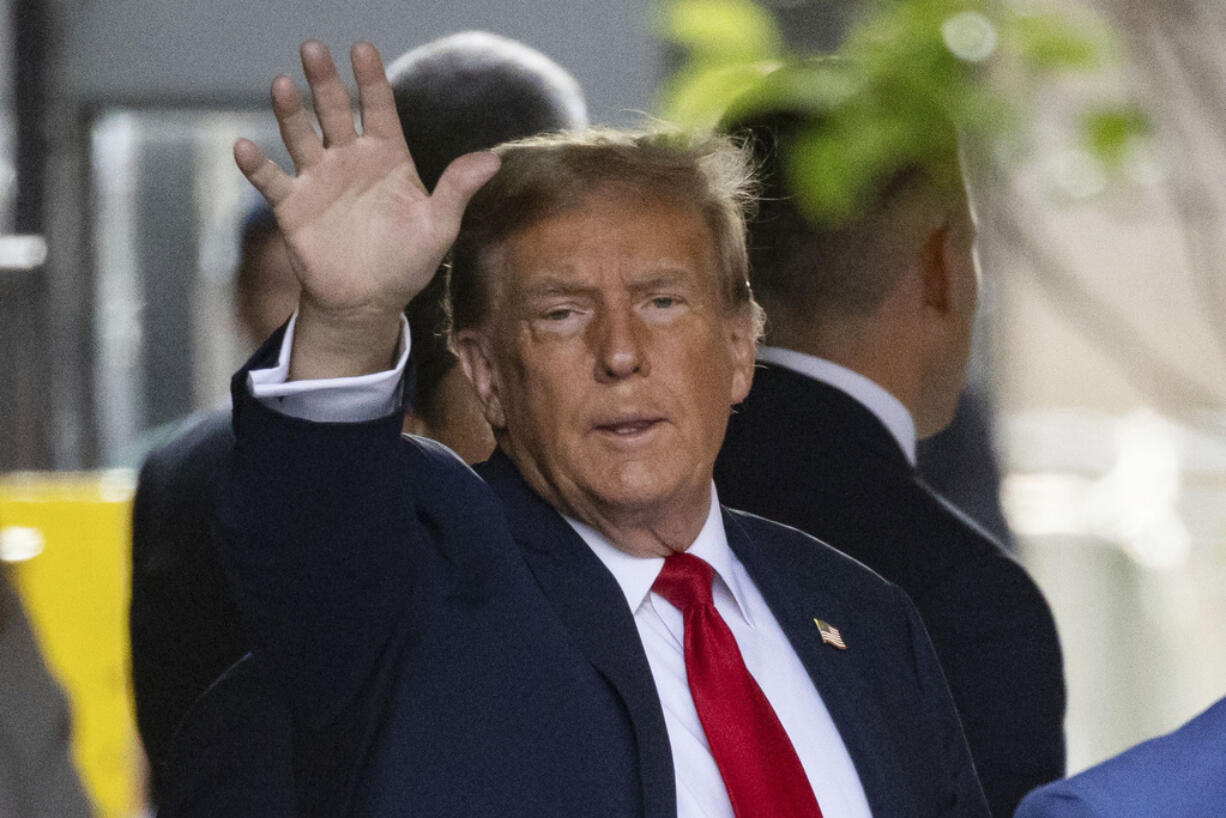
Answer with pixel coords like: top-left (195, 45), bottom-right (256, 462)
top-left (430, 151), bottom-right (502, 236)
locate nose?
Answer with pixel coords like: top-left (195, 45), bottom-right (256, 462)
top-left (593, 305), bottom-right (649, 382)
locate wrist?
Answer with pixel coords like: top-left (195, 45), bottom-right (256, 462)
top-left (289, 299), bottom-right (404, 381)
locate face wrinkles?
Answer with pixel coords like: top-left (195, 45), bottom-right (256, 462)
top-left (464, 190), bottom-right (755, 555)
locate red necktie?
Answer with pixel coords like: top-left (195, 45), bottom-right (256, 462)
top-left (653, 552), bottom-right (824, 818)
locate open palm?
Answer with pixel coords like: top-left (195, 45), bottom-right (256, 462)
top-left (234, 41), bottom-right (499, 375)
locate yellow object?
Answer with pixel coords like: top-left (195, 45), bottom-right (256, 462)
top-left (0, 470), bottom-right (142, 817)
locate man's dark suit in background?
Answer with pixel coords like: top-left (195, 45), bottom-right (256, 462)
top-left (715, 79), bottom-right (1067, 817)
top-left (918, 385), bottom-right (1015, 548)
top-left (128, 32), bottom-right (588, 800)
top-left (717, 365), bottom-right (1067, 817)
top-left (130, 409), bottom-right (240, 784)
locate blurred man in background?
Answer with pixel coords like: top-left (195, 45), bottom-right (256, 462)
top-left (129, 30), bottom-right (587, 803)
top-left (233, 205), bottom-right (299, 346)
top-left (714, 97), bottom-right (1067, 817)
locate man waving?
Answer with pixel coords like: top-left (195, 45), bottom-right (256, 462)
top-left (188, 41), bottom-right (989, 817)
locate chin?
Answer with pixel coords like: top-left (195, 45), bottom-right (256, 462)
top-left (585, 460), bottom-right (691, 512)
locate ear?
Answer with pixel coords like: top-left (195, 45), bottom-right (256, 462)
top-left (919, 222), bottom-right (954, 316)
top-left (941, 210), bottom-right (979, 319)
top-left (454, 328), bottom-right (507, 430)
top-left (725, 308), bottom-right (757, 406)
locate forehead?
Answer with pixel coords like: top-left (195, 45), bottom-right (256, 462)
top-left (496, 189), bottom-right (717, 296)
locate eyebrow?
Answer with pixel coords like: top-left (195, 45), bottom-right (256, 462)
top-left (516, 267), bottom-right (700, 303)
top-left (626, 269), bottom-right (692, 293)
top-left (518, 276), bottom-right (593, 301)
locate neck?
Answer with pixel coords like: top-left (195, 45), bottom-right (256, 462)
top-left (401, 369), bottom-right (496, 464)
top-left (571, 495), bottom-right (710, 558)
top-left (561, 475), bottom-right (715, 559)
top-left (502, 440), bottom-right (712, 558)
top-left (766, 315), bottom-right (923, 422)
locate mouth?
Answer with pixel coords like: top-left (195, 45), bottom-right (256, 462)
top-left (593, 415), bottom-right (666, 440)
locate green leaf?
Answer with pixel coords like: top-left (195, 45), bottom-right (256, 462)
top-left (652, 0), bottom-right (1140, 218)
top-left (657, 60), bottom-right (781, 130)
top-left (720, 58), bottom-right (863, 125)
top-left (657, 0), bottom-right (783, 62)
top-left (1082, 107), bottom-right (1150, 168)
top-left (1011, 13), bottom-right (1101, 71)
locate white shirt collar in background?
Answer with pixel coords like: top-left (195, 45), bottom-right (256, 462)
top-left (756, 345), bottom-right (918, 467)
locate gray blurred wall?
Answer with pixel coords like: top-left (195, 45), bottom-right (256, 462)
top-left (62, 0), bottom-right (660, 125)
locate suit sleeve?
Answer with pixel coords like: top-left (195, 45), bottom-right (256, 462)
top-left (212, 319), bottom-right (509, 815)
top-left (217, 342), bottom-right (415, 717)
top-left (214, 321), bottom-right (485, 724)
top-left (1013, 783), bottom-right (1094, 818)
top-left (894, 584), bottom-right (992, 817)
top-left (160, 654), bottom-right (295, 818)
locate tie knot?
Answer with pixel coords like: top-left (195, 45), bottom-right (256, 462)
top-left (652, 552), bottom-right (715, 612)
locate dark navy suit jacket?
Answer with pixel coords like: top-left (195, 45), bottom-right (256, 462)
top-left (164, 336), bottom-right (989, 817)
top-left (716, 364), bottom-right (1068, 818)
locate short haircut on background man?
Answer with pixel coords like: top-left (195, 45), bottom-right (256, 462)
top-left (388, 31), bottom-right (587, 452)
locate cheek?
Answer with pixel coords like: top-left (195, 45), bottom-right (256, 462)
top-left (502, 349), bottom-right (584, 439)
top-left (675, 341), bottom-right (738, 442)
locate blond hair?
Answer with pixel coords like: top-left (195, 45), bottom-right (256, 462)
top-left (447, 127), bottom-right (764, 340)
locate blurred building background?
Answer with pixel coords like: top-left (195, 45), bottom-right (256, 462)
top-left (2, 0), bottom-right (1225, 814)
top-left (987, 0), bottom-right (1226, 776)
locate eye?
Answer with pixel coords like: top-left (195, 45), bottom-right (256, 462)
top-left (650, 296), bottom-right (677, 309)
top-left (543, 307), bottom-right (573, 321)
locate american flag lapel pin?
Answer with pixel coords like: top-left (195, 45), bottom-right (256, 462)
top-left (814, 618), bottom-right (847, 650)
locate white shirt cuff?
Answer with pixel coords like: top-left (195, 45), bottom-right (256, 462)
top-left (247, 311), bottom-right (410, 423)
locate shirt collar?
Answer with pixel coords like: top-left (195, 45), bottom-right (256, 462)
top-left (756, 345), bottom-right (918, 467)
top-left (564, 483), bottom-right (755, 627)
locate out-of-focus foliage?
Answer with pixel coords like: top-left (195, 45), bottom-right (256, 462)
top-left (656, 0), bottom-right (1147, 224)
top-left (1082, 106), bottom-right (1151, 170)
top-left (655, 0), bottom-right (785, 130)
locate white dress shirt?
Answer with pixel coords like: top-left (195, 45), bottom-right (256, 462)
top-left (755, 346), bottom-right (918, 467)
top-left (250, 317), bottom-right (873, 818)
top-left (567, 497), bottom-right (872, 818)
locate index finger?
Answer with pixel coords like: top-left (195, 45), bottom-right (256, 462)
top-left (351, 42), bottom-right (402, 142)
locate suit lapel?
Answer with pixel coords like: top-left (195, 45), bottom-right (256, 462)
top-left (723, 509), bottom-right (910, 817)
top-left (476, 451), bottom-right (676, 818)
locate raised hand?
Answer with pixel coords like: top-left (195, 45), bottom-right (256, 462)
top-left (234, 41), bottom-right (500, 379)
